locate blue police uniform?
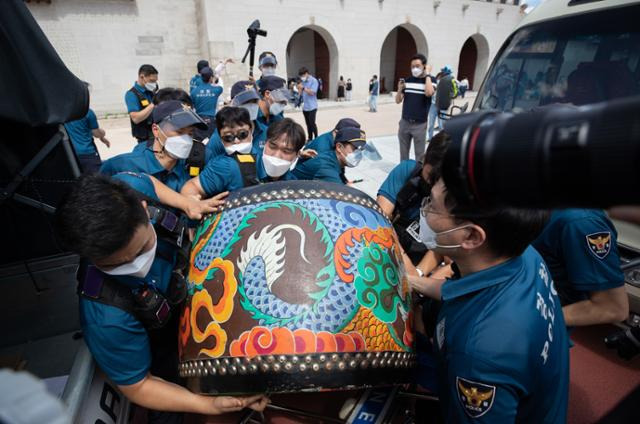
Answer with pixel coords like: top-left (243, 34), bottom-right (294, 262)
top-left (80, 172), bottom-right (177, 386)
top-left (64, 108), bottom-right (101, 173)
top-left (125, 82), bottom-right (154, 115)
top-left (377, 160), bottom-right (419, 219)
top-left (291, 151), bottom-right (344, 184)
top-left (532, 209), bottom-right (624, 305)
top-left (65, 109), bottom-right (100, 155)
top-left (305, 131), bottom-right (335, 153)
top-left (435, 246), bottom-right (569, 423)
top-left (189, 74), bottom-right (202, 90)
top-left (190, 84), bottom-right (223, 119)
top-left (205, 120), bottom-right (267, 160)
top-left (197, 149), bottom-right (295, 197)
top-left (100, 147), bottom-right (190, 192)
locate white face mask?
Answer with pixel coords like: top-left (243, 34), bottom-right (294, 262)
top-left (344, 149), bottom-right (363, 168)
top-left (419, 215), bottom-right (471, 249)
top-left (100, 226), bottom-right (157, 278)
top-left (224, 141), bottom-right (253, 155)
top-left (241, 103), bottom-right (259, 121)
top-left (411, 67), bottom-right (424, 78)
top-left (269, 102), bottom-right (286, 116)
top-left (262, 67), bottom-right (276, 77)
top-left (145, 81), bottom-right (158, 92)
top-left (301, 75), bottom-right (308, 82)
top-left (262, 153), bottom-right (294, 178)
top-left (162, 132), bottom-right (193, 160)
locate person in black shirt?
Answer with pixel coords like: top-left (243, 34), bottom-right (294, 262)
top-left (395, 54), bottom-right (435, 161)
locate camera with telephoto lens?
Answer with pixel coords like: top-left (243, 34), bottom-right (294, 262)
top-left (441, 95), bottom-right (640, 212)
top-left (247, 19), bottom-right (266, 39)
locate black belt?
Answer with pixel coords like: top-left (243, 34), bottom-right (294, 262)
top-left (403, 118), bottom-right (426, 124)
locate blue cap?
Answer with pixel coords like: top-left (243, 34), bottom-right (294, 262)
top-left (230, 81), bottom-right (260, 105)
top-left (334, 118), bottom-right (361, 131)
top-left (259, 52), bottom-right (277, 67)
top-left (335, 127), bottom-right (366, 146)
top-left (257, 76), bottom-right (286, 93)
top-left (152, 100), bottom-right (207, 129)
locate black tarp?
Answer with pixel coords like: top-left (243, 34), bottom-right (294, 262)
top-left (1, 0), bottom-right (88, 264)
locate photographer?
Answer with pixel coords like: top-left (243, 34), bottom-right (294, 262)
top-left (532, 210), bottom-right (628, 327)
top-left (54, 173), bottom-right (268, 422)
top-left (413, 143), bottom-right (569, 421)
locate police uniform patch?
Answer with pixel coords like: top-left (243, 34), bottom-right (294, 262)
top-left (586, 232), bottom-right (611, 259)
top-left (456, 377), bottom-right (496, 418)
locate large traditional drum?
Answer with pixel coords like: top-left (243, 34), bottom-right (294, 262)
top-left (179, 181), bottom-right (416, 394)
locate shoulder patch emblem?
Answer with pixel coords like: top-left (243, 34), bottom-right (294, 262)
top-left (586, 232), bottom-right (611, 259)
top-left (456, 377), bottom-right (496, 418)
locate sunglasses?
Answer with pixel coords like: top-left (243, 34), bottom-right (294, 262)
top-left (221, 130), bottom-right (251, 143)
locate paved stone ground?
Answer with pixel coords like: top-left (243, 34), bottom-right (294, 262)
top-left (95, 93), bottom-right (476, 199)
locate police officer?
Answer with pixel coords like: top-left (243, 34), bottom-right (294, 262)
top-left (256, 75), bottom-right (288, 127)
top-left (102, 100), bottom-right (205, 192)
top-left (126, 64), bottom-right (158, 145)
top-left (532, 209), bottom-right (628, 327)
top-left (189, 59), bottom-right (209, 90)
top-left (205, 81), bottom-right (268, 158)
top-left (190, 67), bottom-right (223, 141)
top-left (304, 118), bottom-right (361, 155)
top-left (413, 174), bottom-right (569, 423)
top-left (292, 127), bottom-right (370, 184)
top-left (377, 131), bottom-right (450, 267)
top-left (182, 108), bottom-right (305, 198)
top-left (54, 173), bottom-right (268, 423)
top-left (64, 97), bottom-right (110, 174)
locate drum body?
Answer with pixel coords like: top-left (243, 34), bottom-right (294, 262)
top-left (179, 181), bottom-right (415, 394)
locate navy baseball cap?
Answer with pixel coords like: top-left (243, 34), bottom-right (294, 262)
top-left (334, 118), bottom-right (361, 131)
top-left (200, 66), bottom-right (214, 80)
top-left (259, 52), bottom-right (277, 67)
top-left (335, 127), bottom-right (366, 146)
top-left (197, 59), bottom-right (209, 72)
top-left (258, 76), bottom-right (286, 93)
top-left (153, 100), bottom-right (207, 130)
top-left (230, 81), bottom-right (260, 105)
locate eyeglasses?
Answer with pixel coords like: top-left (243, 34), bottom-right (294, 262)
top-left (420, 196), bottom-right (451, 217)
top-left (221, 130), bottom-right (251, 143)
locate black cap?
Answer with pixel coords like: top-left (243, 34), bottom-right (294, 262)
top-left (335, 127), bottom-right (366, 147)
top-left (257, 76), bottom-right (287, 93)
top-left (152, 100), bottom-right (207, 130)
top-left (197, 60), bottom-right (209, 72)
top-left (334, 118), bottom-right (361, 131)
top-left (230, 80), bottom-right (260, 105)
top-left (200, 66), bottom-right (214, 80)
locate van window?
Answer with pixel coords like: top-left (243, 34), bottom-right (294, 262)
top-left (476, 4), bottom-right (640, 112)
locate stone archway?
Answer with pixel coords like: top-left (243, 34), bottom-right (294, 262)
top-left (286, 25), bottom-right (339, 99)
top-left (457, 34), bottom-right (490, 90)
top-left (379, 24), bottom-right (429, 93)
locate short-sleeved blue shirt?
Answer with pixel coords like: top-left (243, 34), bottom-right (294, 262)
top-left (190, 84), bottom-right (223, 118)
top-left (64, 108), bottom-right (99, 155)
top-left (189, 74), bottom-right (202, 91)
top-left (435, 246), bottom-right (569, 423)
top-left (532, 209), bottom-right (624, 305)
top-left (79, 172), bottom-right (176, 386)
top-left (100, 147), bottom-right (190, 192)
top-left (301, 76), bottom-right (319, 112)
top-left (305, 131), bottom-right (335, 154)
top-left (291, 151), bottom-right (344, 184)
top-left (124, 82), bottom-right (154, 114)
top-left (205, 121), bottom-right (267, 160)
top-left (377, 160), bottom-right (418, 220)
top-left (198, 149), bottom-right (296, 197)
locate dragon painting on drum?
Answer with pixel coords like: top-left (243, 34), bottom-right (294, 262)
top-left (178, 181), bottom-right (416, 394)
